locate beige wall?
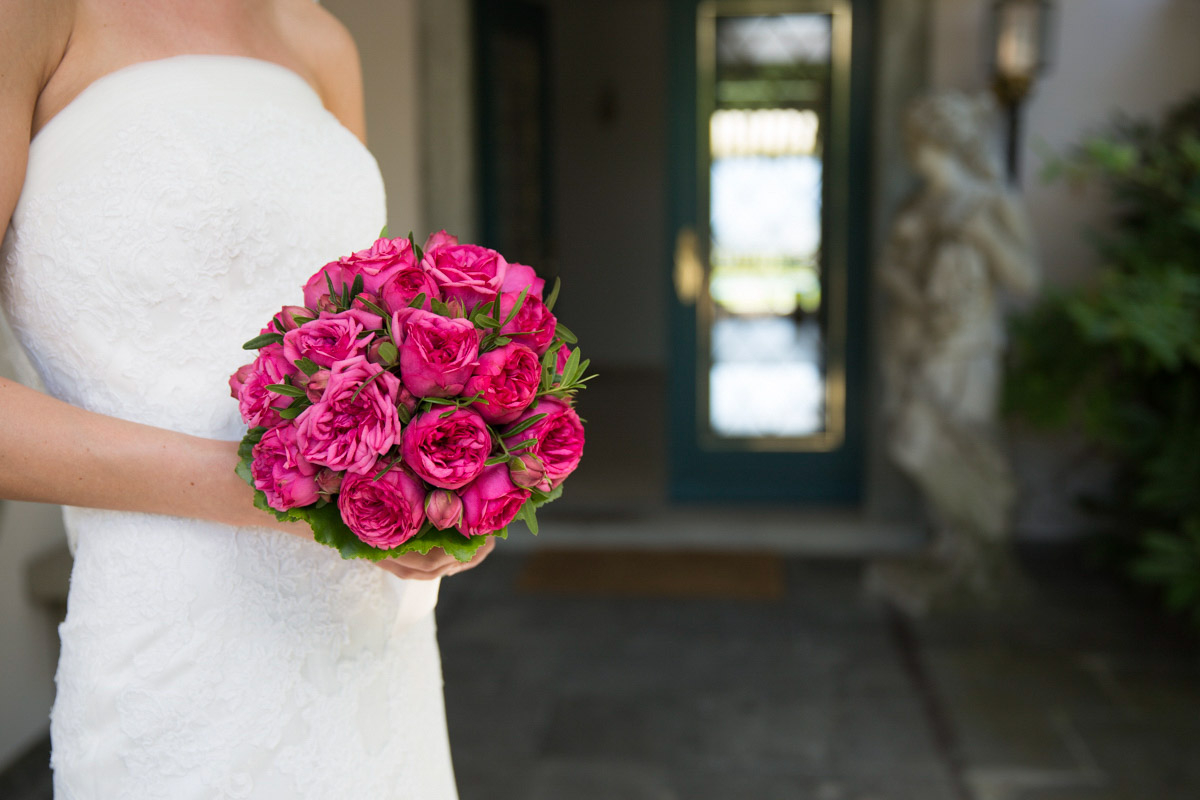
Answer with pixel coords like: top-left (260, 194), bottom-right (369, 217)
top-left (324, 0), bottom-right (425, 237)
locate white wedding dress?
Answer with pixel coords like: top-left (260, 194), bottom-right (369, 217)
top-left (1, 55), bottom-right (457, 799)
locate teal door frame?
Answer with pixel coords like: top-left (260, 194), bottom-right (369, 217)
top-left (666, 0), bottom-right (876, 504)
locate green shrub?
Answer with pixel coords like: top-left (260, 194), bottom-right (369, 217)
top-left (1005, 96), bottom-right (1200, 625)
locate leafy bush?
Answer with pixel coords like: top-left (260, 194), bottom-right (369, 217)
top-left (1005, 96), bottom-right (1200, 626)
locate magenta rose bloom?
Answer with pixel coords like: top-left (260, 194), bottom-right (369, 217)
top-left (380, 265), bottom-right (442, 314)
top-left (461, 343), bottom-right (541, 425)
top-left (458, 463), bottom-right (531, 537)
top-left (301, 237), bottom-right (417, 310)
top-left (338, 463), bottom-right (427, 549)
top-left (499, 292), bottom-right (557, 355)
top-left (501, 262), bottom-right (545, 300)
top-left (423, 229), bottom-right (459, 255)
top-left (251, 425), bottom-right (320, 511)
top-left (425, 489), bottom-right (464, 530)
top-left (506, 397), bottom-right (585, 487)
top-left (282, 309), bottom-right (381, 369)
top-left (401, 408), bottom-right (490, 490)
top-left (394, 308), bottom-right (480, 398)
top-left (235, 344), bottom-right (297, 428)
top-left (554, 344), bottom-right (571, 377)
top-left (295, 356), bottom-right (402, 475)
top-left (421, 244), bottom-right (508, 312)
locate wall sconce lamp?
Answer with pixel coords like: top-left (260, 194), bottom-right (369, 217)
top-left (990, 0), bottom-right (1054, 184)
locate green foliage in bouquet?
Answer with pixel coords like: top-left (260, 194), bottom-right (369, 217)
top-left (236, 426), bottom-right (565, 563)
top-left (1004, 96), bottom-right (1200, 626)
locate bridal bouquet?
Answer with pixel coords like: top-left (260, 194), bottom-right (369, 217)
top-left (229, 230), bottom-right (591, 562)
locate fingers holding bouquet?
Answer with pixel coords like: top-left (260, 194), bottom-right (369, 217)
top-left (230, 230), bottom-right (594, 569)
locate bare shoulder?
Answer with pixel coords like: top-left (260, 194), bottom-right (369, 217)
top-left (1, 0), bottom-right (73, 230)
top-left (277, 0), bottom-right (366, 143)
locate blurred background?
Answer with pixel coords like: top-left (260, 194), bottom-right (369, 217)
top-left (2, 1), bottom-right (1199, 798)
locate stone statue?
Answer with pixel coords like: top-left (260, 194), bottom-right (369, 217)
top-left (867, 92), bottom-right (1039, 613)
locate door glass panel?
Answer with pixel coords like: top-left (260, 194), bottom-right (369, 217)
top-left (699, 7), bottom-right (845, 449)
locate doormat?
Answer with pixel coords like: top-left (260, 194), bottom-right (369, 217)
top-left (516, 549), bottom-right (786, 600)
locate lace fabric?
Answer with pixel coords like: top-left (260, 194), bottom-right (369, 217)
top-left (1, 55), bottom-right (453, 799)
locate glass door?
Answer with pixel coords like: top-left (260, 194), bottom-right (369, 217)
top-left (667, 0), bottom-right (872, 502)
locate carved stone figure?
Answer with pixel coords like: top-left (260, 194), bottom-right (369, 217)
top-left (868, 92), bottom-right (1039, 613)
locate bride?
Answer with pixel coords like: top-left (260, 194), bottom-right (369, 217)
top-left (1, 1), bottom-right (489, 797)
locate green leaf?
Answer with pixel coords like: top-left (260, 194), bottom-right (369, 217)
top-left (517, 499), bottom-right (539, 535)
top-left (242, 332), bottom-right (285, 350)
top-left (431, 298), bottom-right (451, 316)
top-left (372, 455), bottom-right (404, 481)
top-left (408, 293), bottom-right (427, 309)
top-left (501, 286), bottom-right (529, 328)
top-left (350, 274), bottom-right (365, 303)
top-left (295, 357), bottom-right (321, 376)
top-left (544, 276), bottom-right (562, 312)
top-left (491, 336), bottom-right (512, 347)
top-left (393, 527), bottom-right (491, 563)
top-left (506, 438), bottom-right (538, 451)
top-left (277, 406), bottom-right (304, 420)
top-left (356, 297), bottom-right (391, 321)
top-left (379, 225), bottom-right (390, 238)
top-left (475, 315), bottom-right (502, 329)
top-left (265, 383), bottom-right (307, 398)
top-left (532, 482), bottom-right (564, 508)
top-left (377, 341), bottom-right (399, 364)
top-left (396, 403), bottom-right (413, 424)
top-left (503, 413), bottom-right (547, 437)
top-left (484, 454), bottom-right (510, 466)
top-left (554, 321), bottom-right (578, 344)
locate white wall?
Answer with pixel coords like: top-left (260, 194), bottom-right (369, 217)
top-left (0, 320), bottom-right (64, 768)
top-left (932, 0), bottom-right (1200, 287)
top-left (929, 0), bottom-right (1200, 538)
top-left (545, 0), bottom-right (669, 368)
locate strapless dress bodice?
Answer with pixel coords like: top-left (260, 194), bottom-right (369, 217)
top-left (3, 54), bottom-right (386, 438)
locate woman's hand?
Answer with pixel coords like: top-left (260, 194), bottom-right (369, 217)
top-left (375, 536), bottom-right (496, 581)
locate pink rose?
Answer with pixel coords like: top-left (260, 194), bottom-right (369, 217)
top-left (499, 292), bottom-right (557, 355)
top-left (272, 305), bottom-right (311, 333)
top-left (401, 408), bottom-right (490, 490)
top-left (295, 356), bottom-right (402, 475)
top-left (506, 397), bottom-right (585, 487)
top-left (315, 467), bottom-right (343, 501)
top-left (301, 237), bottom-right (417, 310)
top-left (461, 343), bottom-right (541, 425)
top-left (423, 230), bottom-right (459, 255)
top-left (458, 463), bottom-right (531, 537)
top-left (236, 345), bottom-right (297, 428)
top-left (229, 363), bottom-right (254, 399)
top-left (380, 265), bottom-right (442, 315)
top-left (251, 425), bottom-right (320, 511)
top-left (282, 309), bottom-right (381, 369)
top-left (394, 308), bottom-right (480, 398)
top-left (338, 463), bottom-right (427, 549)
top-left (507, 452), bottom-right (548, 491)
top-left (421, 244), bottom-right (508, 312)
top-left (302, 259), bottom-right (351, 311)
top-left (555, 344), bottom-right (571, 377)
top-left (425, 489), bottom-right (464, 530)
top-left (501, 262), bottom-right (545, 300)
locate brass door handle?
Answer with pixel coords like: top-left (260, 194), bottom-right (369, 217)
top-left (673, 227), bottom-right (703, 306)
